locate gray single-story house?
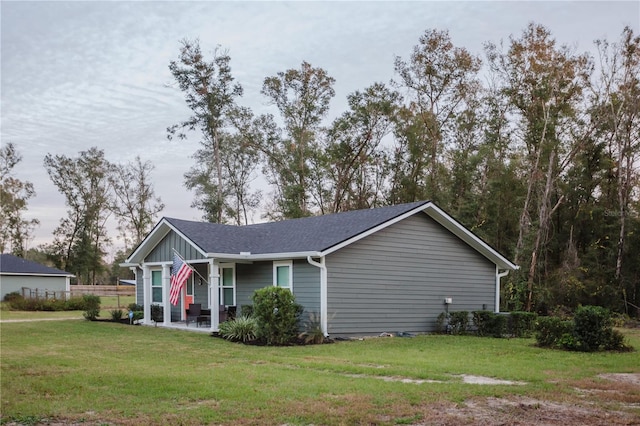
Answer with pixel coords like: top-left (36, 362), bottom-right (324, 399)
top-left (0, 253), bottom-right (74, 300)
top-left (122, 201), bottom-right (518, 337)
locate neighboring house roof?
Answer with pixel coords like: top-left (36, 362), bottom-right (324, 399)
top-left (0, 253), bottom-right (74, 277)
top-left (126, 201), bottom-right (518, 270)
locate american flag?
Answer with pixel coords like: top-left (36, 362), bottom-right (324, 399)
top-left (169, 253), bottom-right (192, 306)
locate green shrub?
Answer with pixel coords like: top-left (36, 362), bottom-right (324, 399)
top-left (64, 296), bottom-right (88, 311)
top-left (128, 303), bottom-right (143, 312)
top-left (508, 311), bottom-right (537, 338)
top-left (491, 314), bottom-right (508, 337)
top-left (150, 305), bottom-right (163, 323)
top-left (5, 294), bottom-right (88, 312)
top-left (110, 309), bottom-right (124, 321)
top-left (572, 305), bottom-right (632, 352)
top-left (218, 316), bottom-right (258, 342)
top-left (472, 311), bottom-right (493, 336)
top-left (603, 329), bottom-right (632, 351)
top-left (535, 316), bottom-right (574, 348)
top-left (82, 294), bottom-right (101, 320)
top-left (241, 304), bottom-right (253, 317)
top-left (436, 312), bottom-right (449, 333)
top-left (252, 286), bottom-right (303, 345)
top-left (448, 311), bottom-right (469, 335)
top-left (4, 291), bottom-right (23, 303)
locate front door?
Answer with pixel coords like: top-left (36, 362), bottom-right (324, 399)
top-left (184, 277), bottom-right (194, 315)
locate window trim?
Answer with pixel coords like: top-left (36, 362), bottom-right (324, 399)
top-left (273, 260), bottom-right (293, 291)
top-left (219, 263), bottom-right (236, 307)
top-left (151, 269), bottom-right (163, 304)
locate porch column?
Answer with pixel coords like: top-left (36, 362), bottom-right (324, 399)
top-left (209, 259), bottom-right (220, 332)
top-left (142, 265), bottom-right (151, 325)
top-left (180, 282), bottom-right (187, 321)
top-left (162, 263), bottom-right (171, 324)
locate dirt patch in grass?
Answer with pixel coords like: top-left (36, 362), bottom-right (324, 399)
top-left (425, 396), bottom-right (639, 425)
top-left (600, 373), bottom-right (640, 386)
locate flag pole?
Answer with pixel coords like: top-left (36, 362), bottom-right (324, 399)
top-left (172, 248), bottom-right (210, 285)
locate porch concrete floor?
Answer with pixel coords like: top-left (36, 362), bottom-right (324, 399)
top-left (145, 320), bottom-right (214, 333)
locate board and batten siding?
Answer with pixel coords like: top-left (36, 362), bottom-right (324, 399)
top-left (325, 212), bottom-right (495, 336)
top-left (235, 260), bottom-right (320, 318)
top-left (145, 230), bottom-right (204, 263)
top-left (136, 230), bottom-right (204, 311)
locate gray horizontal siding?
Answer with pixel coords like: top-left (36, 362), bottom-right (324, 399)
top-left (235, 260), bottom-right (320, 318)
top-left (236, 261), bottom-right (271, 315)
top-left (326, 212), bottom-right (495, 336)
top-left (292, 260), bottom-right (320, 314)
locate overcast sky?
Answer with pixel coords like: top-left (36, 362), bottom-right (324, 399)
top-left (1, 0), bottom-right (638, 254)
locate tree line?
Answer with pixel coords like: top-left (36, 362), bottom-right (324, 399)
top-left (1, 145), bottom-right (163, 285)
top-left (1, 23), bottom-right (638, 315)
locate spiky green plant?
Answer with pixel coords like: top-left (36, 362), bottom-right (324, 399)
top-left (218, 315), bottom-right (258, 342)
top-left (299, 311), bottom-right (325, 344)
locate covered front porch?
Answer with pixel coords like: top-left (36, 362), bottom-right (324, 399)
top-left (138, 257), bottom-right (237, 333)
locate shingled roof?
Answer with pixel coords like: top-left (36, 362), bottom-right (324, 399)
top-left (0, 253), bottom-right (73, 276)
top-left (125, 201), bottom-right (518, 270)
top-left (164, 201), bottom-right (429, 255)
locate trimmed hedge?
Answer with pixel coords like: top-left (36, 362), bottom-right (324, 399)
top-left (438, 310), bottom-right (537, 338)
top-left (535, 316), bottom-right (573, 347)
top-left (508, 311), bottom-right (537, 338)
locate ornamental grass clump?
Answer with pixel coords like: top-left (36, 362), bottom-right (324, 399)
top-left (298, 311), bottom-right (326, 344)
top-left (218, 316), bottom-right (258, 342)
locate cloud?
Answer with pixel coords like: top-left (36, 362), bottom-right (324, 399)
top-left (2, 0), bottom-right (638, 253)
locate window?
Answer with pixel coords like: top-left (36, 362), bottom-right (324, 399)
top-left (273, 261), bottom-right (293, 291)
top-left (151, 270), bottom-right (162, 303)
top-left (219, 264), bottom-right (236, 306)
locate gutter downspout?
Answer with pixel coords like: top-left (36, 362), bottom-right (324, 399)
top-left (495, 266), bottom-right (510, 313)
top-left (307, 256), bottom-right (328, 337)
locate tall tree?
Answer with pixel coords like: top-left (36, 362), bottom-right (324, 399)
top-left (589, 27), bottom-right (640, 311)
top-left (391, 29), bottom-right (482, 204)
top-left (260, 61), bottom-right (335, 218)
top-left (320, 83), bottom-right (399, 213)
top-left (44, 147), bottom-right (113, 284)
top-left (110, 156), bottom-right (164, 250)
top-left (486, 23), bottom-right (591, 311)
top-left (168, 39), bottom-right (243, 223)
top-left (0, 142), bottom-right (39, 256)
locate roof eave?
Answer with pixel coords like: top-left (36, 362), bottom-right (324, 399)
top-left (0, 272), bottom-right (75, 278)
top-left (205, 251), bottom-right (322, 261)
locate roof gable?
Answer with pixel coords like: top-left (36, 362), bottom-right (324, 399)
top-left (0, 254), bottom-right (73, 276)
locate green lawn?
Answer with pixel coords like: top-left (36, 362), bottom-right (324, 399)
top-left (1, 320), bottom-right (639, 425)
